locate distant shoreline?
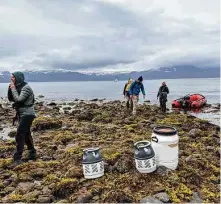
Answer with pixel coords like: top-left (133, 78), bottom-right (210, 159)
top-left (0, 76), bottom-right (220, 83)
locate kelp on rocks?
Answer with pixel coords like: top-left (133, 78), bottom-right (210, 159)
top-left (0, 100), bottom-right (220, 203)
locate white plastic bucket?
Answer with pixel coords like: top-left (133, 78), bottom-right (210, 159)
top-left (151, 126), bottom-right (179, 170)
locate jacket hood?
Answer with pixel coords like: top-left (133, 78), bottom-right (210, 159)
top-left (12, 71), bottom-right (25, 86)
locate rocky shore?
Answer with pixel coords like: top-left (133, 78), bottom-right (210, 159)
top-left (0, 99), bottom-right (220, 203)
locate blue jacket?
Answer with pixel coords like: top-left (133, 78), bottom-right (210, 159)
top-left (129, 80), bottom-right (146, 96)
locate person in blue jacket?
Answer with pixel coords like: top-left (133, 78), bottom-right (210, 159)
top-left (129, 76), bottom-right (146, 115)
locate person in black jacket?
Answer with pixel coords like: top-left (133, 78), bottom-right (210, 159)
top-left (8, 71), bottom-right (36, 168)
top-left (157, 82), bottom-right (169, 112)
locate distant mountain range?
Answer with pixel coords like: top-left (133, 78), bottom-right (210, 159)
top-left (0, 65), bottom-right (219, 83)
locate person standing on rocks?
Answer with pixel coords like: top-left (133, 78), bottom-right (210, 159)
top-left (129, 76), bottom-right (146, 115)
top-left (157, 81), bottom-right (169, 112)
top-left (123, 78), bottom-right (133, 110)
top-left (8, 71), bottom-right (36, 166)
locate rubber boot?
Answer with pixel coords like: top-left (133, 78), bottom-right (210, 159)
top-left (23, 149), bottom-right (37, 161)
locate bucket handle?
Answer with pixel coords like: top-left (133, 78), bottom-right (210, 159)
top-left (152, 136), bottom-right (158, 143)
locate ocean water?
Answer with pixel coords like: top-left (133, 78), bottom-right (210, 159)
top-left (0, 78), bottom-right (220, 125)
top-left (0, 78), bottom-right (220, 103)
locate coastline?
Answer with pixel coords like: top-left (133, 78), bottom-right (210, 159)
top-left (0, 98), bottom-right (220, 203)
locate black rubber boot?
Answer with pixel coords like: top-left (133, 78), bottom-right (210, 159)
top-left (23, 150), bottom-right (37, 161)
top-left (8, 159), bottom-right (23, 169)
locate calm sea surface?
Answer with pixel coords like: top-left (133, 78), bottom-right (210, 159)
top-left (0, 78), bottom-right (220, 125)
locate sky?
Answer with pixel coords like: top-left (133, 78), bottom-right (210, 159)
top-left (0, 0), bottom-right (220, 74)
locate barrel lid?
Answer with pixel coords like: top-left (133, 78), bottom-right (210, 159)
top-left (83, 147), bottom-right (100, 152)
top-left (134, 140), bottom-right (151, 149)
top-left (153, 126), bottom-right (177, 136)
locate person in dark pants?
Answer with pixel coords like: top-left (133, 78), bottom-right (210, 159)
top-left (8, 71), bottom-right (36, 167)
top-left (157, 82), bottom-right (169, 112)
top-left (123, 78), bottom-right (133, 110)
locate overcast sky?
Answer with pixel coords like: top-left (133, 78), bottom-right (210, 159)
top-left (0, 0), bottom-right (220, 73)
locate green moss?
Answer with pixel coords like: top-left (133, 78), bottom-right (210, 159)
top-left (54, 131), bottom-right (75, 143)
top-left (167, 183), bottom-right (193, 203)
top-left (0, 145), bottom-right (15, 152)
top-left (8, 193), bottom-right (24, 202)
top-left (0, 158), bottom-right (13, 168)
top-left (32, 116), bottom-right (62, 131)
top-left (44, 174), bottom-right (60, 185)
top-left (54, 178), bottom-right (79, 198)
top-left (102, 148), bottom-right (121, 164)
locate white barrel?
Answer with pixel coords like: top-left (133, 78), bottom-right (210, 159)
top-left (151, 126), bottom-right (179, 170)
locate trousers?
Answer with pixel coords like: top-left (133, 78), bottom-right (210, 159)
top-left (14, 115), bottom-right (36, 160)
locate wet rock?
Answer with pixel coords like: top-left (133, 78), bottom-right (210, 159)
top-left (37, 195), bottom-right (53, 203)
top-left (212, 131), bottom-right (220, 138)
top-left (68, 102), bottom-right (75, 106)
top-left (179, 150), bottom-right (184, 156)
top-left (31, 168), bottom-right (47, 178)
top-left (48, 102), bottom-right (57, 106)
top-left (38, 95), bottom-right (45, 98)
top-left (76, 188), bottom-right (93, 203)
top-left (18, 173), bottom-right (33, 182)
top-left (150, 124), bottom-right (157, 129)
top-left (90, 98), bottom-right (98, 102)
top-left (24, 190), bottom-right (41, 200)
top-left (57, 199), bottom-right (69, 203)
top-left (188, 128), bottom-right (203, 138)
top-left (41, 156), bottom-right (54, 161)
top-left (63, 106), bottom-right (72, 111)
top-left (113, 157), bottom-right (133, 173)
top-left (185, 155), bottom-right (192, 163)
top-left (42, 186), bottom-right (52, 195)
top-left (153, 192), bottom-right (170, 203)
top-left (190, 192), bottom-right (203, 203)
top-left (32, 117), bottom-right (62, 131)
top-left (75, 110), bottom-right (96, 121)
top-left (155, 166), bottom-right (170, 176)
top-left (206, 146), bottom-right (214, 151)
top-left (4, 186), bottom-right (15, 193)
top-left (15, 182), bottom-right (35, 194)
top-left (3, 178), bottom-right (12, 186)
top-left (8, 129), bottom-right (17, 138)
top-left (1, 172), bottom-right (12, 179)
top-left (65, 166), bottom-right (83, 178)
top-left (140, 196), bottom-right (163, 203)
top-left (49, 183), bottom-right (56, 189)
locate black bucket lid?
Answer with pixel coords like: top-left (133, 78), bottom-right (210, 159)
top-left (153, 126), bottom-right (177, 136)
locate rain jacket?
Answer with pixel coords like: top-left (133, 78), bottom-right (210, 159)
top-left (8, 71), bottom-right (35, 117)
top-left (128, 80), bottom-right (146, 96)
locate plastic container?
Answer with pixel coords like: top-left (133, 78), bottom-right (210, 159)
top-left (151, 126), bottom-right (179, 170)
top-left (82, 148), bottom-right (104, 179)
top-left (134, 140), bottom-right (156, 173)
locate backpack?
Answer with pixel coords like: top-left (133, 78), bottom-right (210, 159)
top-left (125, 80), bottom-right (133, 91)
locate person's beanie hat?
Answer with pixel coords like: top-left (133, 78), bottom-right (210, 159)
top-left (138, 76), bottom-right (143, 81)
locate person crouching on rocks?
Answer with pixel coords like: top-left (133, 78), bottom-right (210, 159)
top-left (8, 71), bottom-right (36, 167)
top-left (123, 78), bottom-right (133, 110)
top-left (128, 76), bottom-right (146, 115)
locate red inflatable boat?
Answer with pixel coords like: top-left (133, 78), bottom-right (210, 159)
top-left (172, 94), bottom-right (207, 109)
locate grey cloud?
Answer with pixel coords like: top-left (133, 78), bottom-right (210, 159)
top-left (0, 0), bottom-right (219, 73)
